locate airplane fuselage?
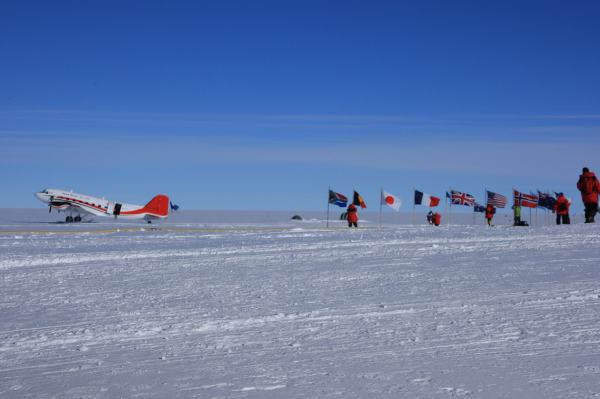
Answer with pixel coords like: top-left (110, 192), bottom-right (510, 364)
top-left (35, 189), bottom-right (170, 221)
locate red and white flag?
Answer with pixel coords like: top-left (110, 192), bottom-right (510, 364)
top-left (381, 190), bottom-right (402, 211)
top-left (513, 190), bottom-right (538, 208)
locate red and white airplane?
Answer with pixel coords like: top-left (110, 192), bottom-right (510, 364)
top-left (34, 188), bottom-right (170, 223)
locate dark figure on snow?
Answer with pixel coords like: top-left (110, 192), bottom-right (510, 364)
top-left (432, 212), bottom-right (441, 226)
top-left (485, 204), bottom-right (496, 226)
top-left (512, 204), bottom-right (521, 226)
top-left (426, 211), bottom-right (434, 225)
top-left (346, 203), bottom-right (359, 228)
top-left (577, 167), bottom-right (600, 223)
top-left (553, 193), bottom-right (571, 225)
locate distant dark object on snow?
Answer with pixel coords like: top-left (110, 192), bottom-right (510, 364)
top-left (339, 212), bottom-right (348, 220)
top-left (291, 215), bottom-right (303, 220)
top-left (515, 221), bottom-right (529, 227)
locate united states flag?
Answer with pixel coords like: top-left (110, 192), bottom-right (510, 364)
top-left (450, 190), bottom-right (475, 206)
top-left (486, 190), bottom-right (507, 208)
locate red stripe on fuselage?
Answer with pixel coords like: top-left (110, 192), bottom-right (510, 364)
top-left (119, 209), bottom-right (167, 217)
top-left (56, 196), bottom-right (107, 212)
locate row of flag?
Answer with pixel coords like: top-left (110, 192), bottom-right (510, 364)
top-left (328, 189), bottom-right (401, 211)
top-left (328, 188), bottom-right (560, 212)
top-left (328, 190), bottom-right (368, 208)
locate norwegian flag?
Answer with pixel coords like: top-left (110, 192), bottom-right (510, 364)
top-left (449, 190), bottom-right (476, 207)
top-left (513, 190), bottom-right (538, 208)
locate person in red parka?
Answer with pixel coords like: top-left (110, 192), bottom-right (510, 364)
top-left (553, 193), bottom-right (571, 225)
top-left (485, 204), bottom-right (496, 226)
top-left (346, 203), bottom-right (358, 228)
top-left (432, 212), bottom-right (441, 226)
top-left (577, 167), bottom-right (600, 223)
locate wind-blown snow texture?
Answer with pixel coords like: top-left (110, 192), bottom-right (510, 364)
top-left (1, 211), bottom-right (600, 398)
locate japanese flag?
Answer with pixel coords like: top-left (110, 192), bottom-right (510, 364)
top-left (381, 190), bottom-right (401, 211)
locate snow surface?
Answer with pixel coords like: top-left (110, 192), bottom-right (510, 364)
top-left (1, 210), bottom-right (600, 398)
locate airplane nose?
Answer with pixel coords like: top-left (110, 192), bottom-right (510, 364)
top-left (35, 192), bottom-right (47, 202)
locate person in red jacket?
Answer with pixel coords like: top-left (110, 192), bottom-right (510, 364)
top-left (485, 204), bottom-right (496, 226)
top-left (432, 212), bottom-right (441, 226)
top-left (553, 193), bottom-right (571, 225)
top-left (577, 167), bottom-right (600, 223)
top-left (346, 203), bottom-right (359, 228)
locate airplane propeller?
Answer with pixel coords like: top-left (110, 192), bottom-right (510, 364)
top-left (48, 196), bottom-right (54, 213)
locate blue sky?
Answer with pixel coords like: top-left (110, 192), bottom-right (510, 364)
top-left (1, 1), bottom-right (599, 212)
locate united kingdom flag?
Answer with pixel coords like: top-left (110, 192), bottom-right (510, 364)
top-left (449, 190), bottom-right (476, 207)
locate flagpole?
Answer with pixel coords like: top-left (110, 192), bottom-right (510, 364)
top-left (483, 188), bottom-right (487, 226)
top-left (444, 190), bottom-right (448, 225)
top-left (412, 187), bottom-right (415, 225)
top-left (513, 187), bottom-right (517, 225)
top-left (448, 188), bottom-right (452, 226)
top-left (379, 188), bottom-right (383, 229)
top-left (326, 187), bottom-right (330, 228)
top-left (547, 188), bottom-right (550, 225)
top-left (536, 190), bottom-right (540, 227)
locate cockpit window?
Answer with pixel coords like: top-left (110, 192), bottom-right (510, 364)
top-left (42, 189), bottom-right (48, 194)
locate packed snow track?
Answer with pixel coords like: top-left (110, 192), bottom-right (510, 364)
top-left (1, 222), bottom-right (600, 398)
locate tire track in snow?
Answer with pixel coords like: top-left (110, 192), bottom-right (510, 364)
top-left (2, 224), bottom-right (600, 398)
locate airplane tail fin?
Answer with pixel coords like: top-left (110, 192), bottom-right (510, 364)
top-left (142, 194), bottom-right (170, 218)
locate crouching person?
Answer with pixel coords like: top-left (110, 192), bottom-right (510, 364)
top-left (426, 211), bottom-right (434, 225)
top-left (512, 204), bottom-right (521, 226)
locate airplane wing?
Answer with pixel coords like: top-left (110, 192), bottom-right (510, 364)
top-left (63, 203), bottom-right (106, 217)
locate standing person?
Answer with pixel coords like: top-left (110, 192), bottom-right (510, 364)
top-left (346, 203), bottom-right (358, 228)
top-left (485, 204), bottom-right (496, 226)
top-left (432, 212), bottom-right (441, 226)
top-left (577, 167), bottom-right (600, 223)
top-left (426, 211), bottom-right (434, 225)
top-left (512, 204), bottom-right (521, 226)
top-left (553, 193), bottom-right (571, 225)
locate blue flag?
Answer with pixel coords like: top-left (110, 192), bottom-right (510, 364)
top-left (538, 191), bottom-right (556, 210)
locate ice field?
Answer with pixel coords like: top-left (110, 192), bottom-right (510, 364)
top-left (1, 210), bottom-right (600, 398)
